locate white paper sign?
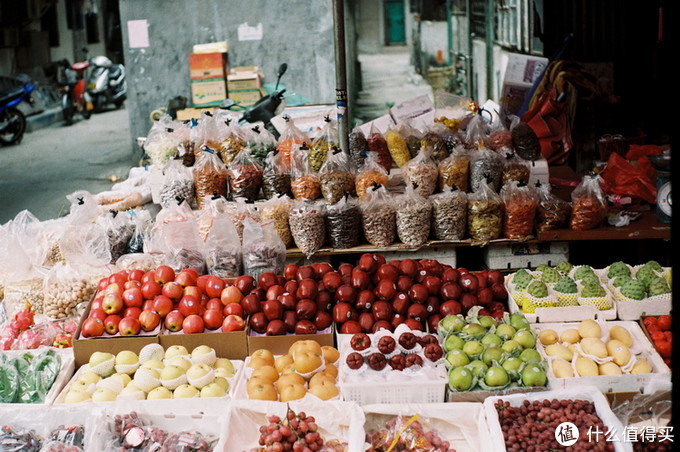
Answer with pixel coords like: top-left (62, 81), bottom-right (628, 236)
top-left (238, 22), bottom-right (263, 41)
top-left (389, 94), bottom-right (434, 130)
top-left (499, 52), bottom-right (548, 117)
top-left (358, 113), bottom-right (396, 136)
top-left (127, 20), bottom-right (149, 48)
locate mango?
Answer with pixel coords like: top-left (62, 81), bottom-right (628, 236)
top-left (630, 358), bottom-right (652, 374)
top-left (538, 329), bottom-right (559, 346)
top-left (606, 340), bottom-right (631, 366)
top-left (578, 319), bottom-right (601, 339)
top-left (575, 356), bottom-right (599, 377)
top-left (545, 344), bottom-right (573, 362)
top-left (560, 329), bottom-right (581, 344)
top-left (609, 325), bottom-right (633, 348)
top-left (599, 362), bottom-right (622, 375)
top-left (580, 337), bottom-right (608, 359)
top-left (552, 358), bottom-right (574, 378)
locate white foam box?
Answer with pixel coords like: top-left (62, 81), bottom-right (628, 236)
top-left (362, 402), bottom-right (493, 452)
top-left (0, 347), bottom-right (75, 406)
top-left (483, 242), bottom-right (568, 270)
top-left (615, 297), bottom-right (672, 321)
top-left (484, 386), bottom-right (631, 452)
top-left (528, 155), bottom-right (550, 186)
top-left (380, 245), bottom-right (457, 267)
top-left (218, 398), bottom-right (365, 451)
top-left (532, 320), bottom-right (671, 393)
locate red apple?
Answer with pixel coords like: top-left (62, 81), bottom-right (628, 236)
top-left (408, 284), bottom-right (429, 304)
top-left (404, 318), bottom-right (424, 331)
top-left (178, 295), bottom-right (201, 317)
top-left (123, 307), bottom-right (142, 319)
top-left (174, 270), bottom-right (198, 288)
top-left (205, 298), bottom-right (223, 312)
top-left (321, 271), bottom-right (342, 292)
top-left (142, 300), bottom-right (154, 311)
top-left (399, 259), bottom-right (418, 278)
top-left (141, 281), bottom-right (162, 299)
top-left (338, 263), bottom-right (354, 276)
top-left (204, 275), bottom-right (224, 298)
top-left (108, 272), bottom-right (128, 287)
top-left (340, 320), bottom-right (362, 334)
top-left (124, 280), bottom-right (142, 290)
top-left (314, 311), bottom-right (332, 330)
top-left (477, 287), bottom-right (494, 307)
top-left (358, 312), bottom-right (375, 333)
top-left (396, 275), bottom-right (413, 292)
top-left (459, 273), bottom-right (479, 292)
top-left (162, 281), bottom-right (183, 301)
top-left (372, 300), bottom-right (393, 321)
top-left (427, 313), bottom-right (443, 333)
top-left (223, 302), bottom-right (244, 317)
top-left (164, 310), bottom-right (184, 332)
top-left (266, 319), bottom-right (287, 336)
top-left (220, 285), bottom-right (243, 305)
top-left (407, 303), bottom-right (428, 323)
top-left (475, 272), bottom-right (488, 289)
top-left (279, 292), bottom-right (297, 311)
top-left (356, 290), bottom-right (377, 312)
top-left (249, 287), bottom-right (266, 301)
top-left (440, 300), bottom-right (462, 317)
top-left (425, 296), bottom-right (440, 315)
top-left (141, 271), bottom-right (155, 285)
top-left (249, 312), bottom-right (267, 334)
top-left (375, 279), bottom-right (396, 300)
top-left (372, 320), bottom-right (393, 333)
top-left (487, 270), bottom-right (505, 286)
top-left (263, 299), bottom-right (284, 321)
top-left (295, 265), bottom-right (316, 281)
top-left (333, 302), bottom-right (353, 324)
top-left (440, 282), bottom-right (462, 301)
top-left (377, 264), bottom-right (399, 282)
top-left (295, 299), bottom-right (317, 320)
top-left (90, 297), bottom-right (103, 312)
top-left (258, 272), bottom-right (279, 291)
top-left (221, 314), bottom-right (245, 332)
top-left (266, 284), bottom-right (285, 301)
top-left (490, 283), bottom-right (508, 301)
top-left (391, 313), bottom-right (406, 329)
top-left (81, 317), bottom-right (105, 338)
top-left (442, 267), bottom-right (460, 282)
top-left (88, 308), bottom-right (107, 323)
top-left (234, 275), bottom-right (256, 294)
top-left (122, 288), bottom-right (143, 308)
top-left (139, 310), bottom-right (161, 332)
top-left (102, 293), bottom-right (124, 315)
top-left (358, 253), bottom-right (379, 274)
top-left (118, 317), bottom-right (141, 336)
top-left (350, 269), bottom-right (370, 290)
top-left (316, 291), bottom-right (332, 312)
top-left (460, 293), bottom-right (478, 313)
top-left (283, 264), bottom-right (299, 281)
top-left (294, 320), bottom-right (317, 335)
top-left (283, 280), bottom-right (299, 295)
top-left (128, 269), bottom-right (145, 282)
top-left (97, 277), bottom-right (109, 292)
top-left (282, 310), bottom-right (298, 333)
top-left (335, 284), bottom-right (357, 304)
top-left (241, 294), bottom-right (262, 315)
top-left (203, 309), bottom-right (224, 330)
top-left (182, 314), bottom-right (204, 334)
top-left (103, 314), bottom-right (122, 335)
top-left (154, 265), bottom-right (175, 284)
top-left (296, 279), bottom-right (318, 300)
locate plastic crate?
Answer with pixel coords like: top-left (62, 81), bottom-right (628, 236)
top-left (340, 377), bottom-right (447, 405)
top-left (483, 242), bottom-right (568, 270)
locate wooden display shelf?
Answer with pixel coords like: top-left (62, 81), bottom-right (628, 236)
top-left (536, 211), bottom-right (670, 241)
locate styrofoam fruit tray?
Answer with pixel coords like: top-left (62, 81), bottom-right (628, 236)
top-left (217, 398), bottom-right (365, 451)
top-left (532, 320), bottom-right (671, 393)
top-left (0, 346), bottom-right (75, 406)
top-left (484, 386), bottom-right (632, 452)
top-left (362, 402), bottom-right (493, 452)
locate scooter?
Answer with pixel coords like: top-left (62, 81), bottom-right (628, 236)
top-left (84, 49), bottom-right (127, 113)
top-left (57, 58), bottom-right (93, 125)
top-left (0, 74), bottom-right (36, 146)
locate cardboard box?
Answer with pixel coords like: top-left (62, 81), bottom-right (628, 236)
top-left (193, 41), bottom-right (228, 54)
top-left (247, 325), bottom-right (335, 356)
top-left (159, 329), bottom-right (248, 360)
top-left (227, 68), bottom-right (262, 91)
top-left (228, 88), bottom-right (262, 107)
top-left (188, 52), bottom-right (228, 79)
top-left (191, 78), bottom-right (227, 108)
top-left (446, 385), bottom-right (548, 403)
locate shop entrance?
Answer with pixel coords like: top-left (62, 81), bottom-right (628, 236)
top-left (384, 0), bottom-right (406, 45)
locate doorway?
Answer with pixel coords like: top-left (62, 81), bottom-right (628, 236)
top-left (384, 0), bottom-right (406, 45)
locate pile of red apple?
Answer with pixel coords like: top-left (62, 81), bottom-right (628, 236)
top-left (80, 266), bottom-right (247, 338)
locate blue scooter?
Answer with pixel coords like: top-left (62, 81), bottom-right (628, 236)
top-left (0, 74), bottom-right (36, 145)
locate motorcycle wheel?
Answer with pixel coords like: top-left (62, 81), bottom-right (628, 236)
top-left (0, 108), bottom-right (26, 146)
top-left (62, 94), bottom-right (75, 126)
top-left (93, 95), bottom-right (106, 113)
top-left (81, 107), bottom-right (92, 120)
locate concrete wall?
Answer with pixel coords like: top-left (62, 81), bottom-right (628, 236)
top-left (355, 0), bottom-right (383, 54)
top-left (119, 0), bottom-right (339, 148)
top-left (49, 0), bottom-right (106, 64)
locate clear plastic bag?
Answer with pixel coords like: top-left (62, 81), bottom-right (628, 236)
top-left (360, 184), bottom-right (396, 247)
top-left (467, 180), bottom-right (503, 241)
top-left (196, 110), bottom-right (226, 154)
top-left (395, 120), bottom-right (424, 159)
top-left (217, 122), bottom-right (247, 166)
top-left (430, 186), bottom-right (468, 240)
top-left (366, 124), bottom-right (393, 172)
top-left (319, 147), bottom-right (356, 204)
top-left (355, 152), bottom-right (390, 199)
top-left (462, 114), bottom-right (491, 150)
top-left (43, 262), bottom-right (99, 319)
top-left (144, 115), bottom-right (181, 166)
top-left (203, 208), bottom-right (241, 279)
top-left (421, 123), bottom-right (451, 163)
top-left (348, 125), bottom-right (369, 171)
top-left (290, 144), bottom-right (321, 200)
top-left (396, 183), bottom-right (432, 247)
top-left (99, 211), bottom-right (135, 264)
top-left (326, 196), bottom-right (361, 249)
top-left (192, 147), bottom-right (228, 209)
top-left (438, 145), bottom-right (470, 192)
top-left (227, 148), bottom-right (263, 202)
top-left (535, 182), bottom-right (571, 231)
top-left (259, 194), bottom-right (293, 248)
top-left (261, 150), bottom-right (292, 199)
top-left (0, 425), bottom-right (42, 451)
top-left (500, 181), bottom-right (538, 239)
top-left (289, 200), bottom-right (326, 257)
top-left (231, 197), bottom-right (260, 241)
top-left (500, 150), bottom-right (531, 186)
top-left (309, 116), bottom-right (338, 172)
top-left (401, 148), bottom-right (438, 198)
top-left (276, 115), bottom-right (308, 171)
top-left (485, 116), bottom-right (515, 151)
top-left (245, 125), bottom-right (276, 165)
top-left (365, 414), bottom-right (456, 452)
top-left (155, 199), bottom-right (205, 273)
top-left (385, 127), bottom-right (411, 167)
top-left (242, 218), bottom-right (286, 281)
top-left (126, 209), bottom-right (152, 255)
top-left (160, 158), bottom-right (196, 209)
top-left (469, 147), bottom-right (503, 192)
top-left (570, 175), bottom-right (608, 231)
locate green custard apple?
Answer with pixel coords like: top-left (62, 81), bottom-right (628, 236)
top-left (535, 264), bottom-right (550, 273)
top-left (635, 265), bottom-right (658, 288)
top-left (554, 276), bottom-right (578, 294)
top-left (573, 265), bottom-right (595, 281)
top-left (512, 269), bottom-right (532, 285)
top-left (527, 280), bottom-right (549, 298)
top-left (581, 282), bottom-right (606, 298)
top-left (555, 261), bottom-right (573, 275)
top-left (644, 260), bottom-right (663, 272)
top-left (648, 276), bottom-right (671, 297)
top-left (580, 273), bottom-right (601, 287)
top-left (620, 279), bottom-right (647, 300)
top-left (607, 261), bottom-right (631, 279)
top-left (612, 275), bottom-right (632, 288)
top-left (514, 279), bottom-right (531, 291)
top-left (540, 267), bottom-right (562, 284)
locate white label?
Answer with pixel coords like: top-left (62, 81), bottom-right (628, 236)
top-left (238, 23), bottom-right (263, 41)
top-left (127, 20), bottom-right (149, 48)
top-left (389, 94), bottom-right (434, 129)
top-left (657, 182), bottom-right (672, 216)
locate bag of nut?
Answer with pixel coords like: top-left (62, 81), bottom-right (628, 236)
top-left (469, 146), bottom-right (503, 193)
top-left (43, 262), bottom-right (100, 320)
top-left (420, 123), bottom-right (452, 163)
top-left (355, 152), bottom-right (390, 199)
top-left (395, 119), bottom-right (424, 159)
top-left (500, 180), bottom-right (538, 240)
top-left (230, 197), bottom-right (261, 241)
top-left (262, 150), bottom-right (293, 200)
top-left (310, 116), bottom-right (338, 172)
top-left (395, 183), bottom-right (432, 247)
top-left (360, 184), bottom-right (396, 247)
top-left (319, 147), bottom-right (356, 204)
top-left (227, 148), bottom-right (263, 202)
top-left (217, 122), bottom-right (247, 166)
top-left (429, 185), bottom-right (468, 241)
top-left (192, 147), bottom-right (228, 209)
top-left (259, 194), bottom-right (293, 248)
top-left (159, 158), bottom-right (196, 209)
top-left (290, 144), bottom-right (321, 200)
top-left (289, 199), bottom-right (326, 257)
top-left (203, 209), bottom-right (242, 279)
top-left (401, 147), bottom-right (438, 198)
top-left (326, 195), bottom-right (362, 249)
top-left (242, 217), bottom-right (286, 281)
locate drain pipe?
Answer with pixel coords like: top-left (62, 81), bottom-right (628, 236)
top-left (485, 0), bottom-right (495, 100)
top-left (333, 0), bottom-right (350, 154)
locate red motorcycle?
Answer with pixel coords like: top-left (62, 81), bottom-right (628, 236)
top-left (58, 59), bottom-right (93, 125)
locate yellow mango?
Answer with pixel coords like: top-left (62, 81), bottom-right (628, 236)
top-left (630, 358), bottom-right (652, 374)
top-left (609, 326), bottom-right (633, 348)
top-left (545, 344), bottom-right (573, 362)
top-left (599, 362), bottom-right (622, 375)
top-left (578, 319), bottom-right (601, 339)
top-left (560, 329), bottom-right (581, 344)
top-left (606, 340), bottom-right (631, 366)
top-left (580, 337), bottom-right (608, 359)
top-left (575, 356), bottom-right (599, 377)
top-left (538, 329), bottom-right (559, 346)
top-left (552, 358), bottom-right (574, 378)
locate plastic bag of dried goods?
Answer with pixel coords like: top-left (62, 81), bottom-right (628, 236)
top-left (290, 143), bottom-right (321, 200)
top-left (242, 217), bottom-right (286, 281)
top-left (310, 116), bottom-right (338, 172)
top-left (500, 149), bottom-right (531, 186)
top-left (360, 184), bottom-right (396, 247)
top-left (438, 145), bottom-right (470, 193)
top-left (160, 157), bottom-right (196, 209)
top-left (384, 126), bottom-right (411, 167)
top-left (395, 183), bottom-right (432, 247)
top-left (469, 146), bottom-right (503, 193)
top-left (144, 115), bottom-right (181, 166)
top-left (401, 147), bottom-right (438, 198)
top-left (429, 186), bottom-right (467, 240)
top-left (366, 123), bottom-right (393, 172)
top-left (420, 123), bottom-right (451, 163)
top-left (326, 195), bottom-right (361, 249)
top-left (319, 147), bottom-right (355, 204)
top-left (259, 194), bottom-right (293, 248)
top-left (289, 200), bottom-right (326, 257)
top-left (227, 148), bottom-right (263, 202)
top-left (355, 152), bottom-right (389, 199)
top-left (570, 175), bottom-right (608, 231)
top-left (535, 182), bottom-right (571, 231)
top-left (192, 146), bottom-right (228, 209)
top-left (349, 125), bottom-right (369, 171)
top-left (500, 180), bottom-right (538, 239)
top-left (276, 115), bottom-right (309, 171)
top-left (467, 180), bottom-right (503, 241)
top-left (261, 149), bottom-right (292, 199)
top-left (244, 124), bottom-right (276, 165)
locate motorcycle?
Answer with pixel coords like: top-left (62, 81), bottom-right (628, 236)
top-left (57, 58), bottom-right (93, 125)
top-left (0, 74), bottom-right (36, 146)
top-left (84, 49), bottom-right (127, 113)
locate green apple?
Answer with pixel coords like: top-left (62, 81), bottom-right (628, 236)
top-left (213, 358), bottom-right (235, 375)
top-left (513, 330), bottom-right (536, 349)
top-left (89, 351), bottom-right (114, 368)
top-left (173, 384), bottom-right (199, 398)
top-left (199, 382), bottom-right (226, 398)
top-left (448, 367), bottom-right (473, 391)
top-left (164, 345), bottom-right (189, 360)
top-left (501, 340), bottom-right (522, 354)
top-left (166, 356), bottom-right (192, 371)
top-left (147, 386), bottom-right (173, 400)
top-left (462, 340), bottom-right (483, 357)
top-left (443, 334), bottom-right (465, 352)
top-left (445, 349), bottom-right (470, 367)
top-left (64, 388), bottom-right (91, 403)
top-left (481, 333), bottom-right (503, 348)
top-left (91, 387), bottom-right (118, 402)
top-left (115, 350), bottom-right (139, 366)
top-left (214, 376), bottom-right (230, 392)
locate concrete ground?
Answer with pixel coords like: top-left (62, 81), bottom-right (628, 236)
top-left (0, 107), bottom-right (138, 224)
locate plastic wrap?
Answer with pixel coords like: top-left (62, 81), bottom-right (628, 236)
top-left (192, 147), bottom-right (228, 209)
top-left (310, 116), bottom-right (338, 172)
top-left (536, 182), bottom-right (571, 231)
top-left (469, 147), bottom-right (503, 192)
top-left (349, 125), bottom-right (369, 170)
top-left (203, 206), bottom-right (241, 278)
top-left (276, 116), bottom-right (308, 171)
top-left (0, 348), bottom-right (61, 403)
top-left (197, 110), bottom-right (226, 152)
top-left (360, 184), bottom-right (396, 247)
top-left (385, 128), bottom-right (411, 167)
top-left (290, 144), bottom-right (321, 200)
top-left (500, 181), bottom-right (538, 239)
top-left (364, 414), bottom-right (457, 452)
top-left (242, 218), bottom-right (286, 281)
top-left (467, 180), bottom-right (503, 241)
top-left (437, 145), bottom-right (470, 192)
top-left (395, 184), bottom-right (432, 247)
top-left (0, 425), bottom-right (42, 451)
top-left (570, 175), bottom-right (608, 231)
top-left (319, 147), bottom-right (356, 204)
top-left (143, 115), bottom-right (180, 166)
top-left (429, 187), bottom-right (467, 241)
top-left (259, 194), bottom-right (293, 248)
top-left (99, 211), bottom-right (135, 264)
top-left (289, 200), bottom-right (326, 257)
top-left (402, 148), bottom-right (438, 198)
top-left (366, 124), bottom-right (393, 172)
top-left (244, 125), bottom-right (276, 165)
top-left (355, 152), bottom-right (390, 199)
top-left (154, 199), bottom-right (205, 273)
top-left (500, 150), bottom-right (531, 186)
top-left (261, 150), bottom-right (292, 199)
top-left (227, 148), bottom-right (263, 202)
top-left (159, 158), bottom-right (196, 209)
top-left (326, 196), bottom-right (361, 249)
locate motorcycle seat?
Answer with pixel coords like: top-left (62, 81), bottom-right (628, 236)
top-left (109, 64), bottom-right (123, 79)
top-left (71, 61), bottom-right (89, 71)
top-left (0, 87), bottom-right (25, 105)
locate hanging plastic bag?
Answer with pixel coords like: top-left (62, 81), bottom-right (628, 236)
top-left (289, 200), bottom-right (326, 257)
top-left (231, 197), bottom-right (260, 241)
top-left (242, 217), bottom-right (286, 281)
top-left (366, 123), bottom-right (393, 172)
top-left (227, 148), bottom-right (263, 202)
top-left (159, 157), bottom-right (196, 209)
top-left (360, 184), bottom-right (396, 247)
top-left (384, 127), bottom-right (411, 167)
top-left (259, 194), bottom-right (293, 248)
top-left (469, 146), bottom-right (503, 192)
top-left (401, 147), bottom-right (438, 198)
top-left (500, 149), bottom-right (531, 186)
top-left (143, 115), bottom-right (180, 166)
top-left (355, 152), bottom-right (390, 199)
top-left (98, 210), bottom-right (135, 263)
top-left (570, 175), bottom-right (608, 230)
top-left (421, 124), bottom-right (451, 163)
top-left (245, 124), bottom-right (276, 165)
top-left (276, 115), bottom-right (308, 170)
top-left (438, 145), bottom-right (470, 192)
top-left (290, 144), bottom-right (321, 200)
top-left (217, 119), bottom-right (247, 165)
top-left (348, 125), bottom-right (369, 171)
top-left (192, 146), bottom-right (228, 209)
top-left (326, 196), bottom-right (361, 249)
top-left (535, 182), bottom-right (571, 232)
top-left (155, 198), bottom-right (205, 273)
top-left (309, 116), bottom-right (338, 172)
top-left (395, 183), bottom-right (432, 247)
top-left (501, 181), bottom-right (538, 239)
top-left (463, 114), bottom-right (491, 150)
top-left (319, 147), bottom-right (356, 204)
top-left (467, 180), bottom-right (503, 241)
top-left (203, 209), bottom-right (241, 278)
top-left (429, 186), bottom-right (468, 240)
top-left (261, 149), bottom-right (292, 199)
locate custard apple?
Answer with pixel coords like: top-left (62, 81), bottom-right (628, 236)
top-left (540, 267), bottom-right (561, 284)
top-left (607, 261), bottom-right (631, 279)
top-left (573, 266), bottom-right (595, 280)
top-left (515, 278), bottom-right (531, 291)
top-left (512, 269), bottom-right (532, 285)
top-left (556, 261), bottom-right (573, 275)
top-left (612, 275), bottom-right (632, 288)
top-left (535, 264), bottom-right (550, 273)
top-left (581, 283), bottom-right (606, 298)
top-left (527, 280), bottom-right (549, 298)
top-left (554, 276), bottom-right (578, 294)
top-left (635, 266), bottom-right (658, 288)
top-left (620, 279), bottom-right (647, 300)
top-left (644, 260), bottom-right (663, 272)
top-left (648, 276), bottom-right (671, 297)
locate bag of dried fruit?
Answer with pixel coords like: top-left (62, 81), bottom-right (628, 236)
top-left (500, 180), bottom-right (538, 239)
top-left (230, 196), bottom-right (260, 241)
top-left (429, 186), bottom-right (468, 241)
top-left (259, 194), bottom-right (293, 248)
top-left (227, 148), bottom-right (263, 202)
top-left (192, 146), bottom-right (228, 209)
top-left (484, 115), bottom-right (515, 151)
top-left (244, 124), bottom-right (276, 165)
top-left (355, 152), bottom-right (389, 199)
top-left (290, 143), bottom-right (321, 200)
top-left (159, 157), bottom-right (195, 209)
top-left (467, 180), bottom-right (503, 241)
top-left (262, 149), bottom-right (292, 199)
top-left (395, 120), bottom-right (424, 159)
top-left (402, 147), bottom-right (438, 198)
top-left (469, 146), bottom-right (503, 193)
top-left (569, 175), bottom-right (608, 230)
top-left (421, 123), bottom-right (451, 163)
top-left (438, 145), bottom-right (470, 192)
top-left (535, 182), bottom-right (571, 231)
top-left (500, 149), bottom-right (531, 186)
top-left (360, 184), bottom-right (396, 247)
top-left (217, 119), bottom-right (247, 165)
top-left (277, 115), bottom-right (309, 171)
top-left (319, 147), bottom-right (355, 204)
top-left (366, 123), bottom-right (393, 172)
top-left (349, 125), bottom-right (369, 171)
top-left (384, 126), bottom-right (411, 167)
top-left (289, 199), bottom-right (326, 257)
top-left (242, 217), bottom-right (286, 281)
top-left (310, 116), bottom-right (338, 172)
top-left (395, 183), bottom-right (432, 247)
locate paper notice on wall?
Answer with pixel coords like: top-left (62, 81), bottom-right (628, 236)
top-left (358, 114), bottom-right (396, 137)
top-left (238, 23), bottom-right (263, 41)
top-left (499, 53), bottom-right (548, 118)
top-left (127, 20), bottom-right (149, 48)
top-left (388, 94), bottom-right (434, 129)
